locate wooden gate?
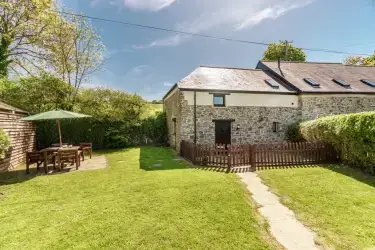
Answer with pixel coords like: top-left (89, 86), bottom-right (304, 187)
top-left (180, 141), bottom-right (338, 171)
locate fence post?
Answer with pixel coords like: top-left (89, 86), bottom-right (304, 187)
top-left (192, 143), bottom-right (197, 165)
top-left (250, 144), bottom-right (256, 170)
top-left (226, 145), bottom-right (232, 173)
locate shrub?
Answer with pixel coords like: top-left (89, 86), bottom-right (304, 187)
top-left (285, 121), bottom-right (305, 142)
top-left (300, 111), bottom-right (375, 173)
top-left (36, 112), bottom-right (168, 149)
top-left (0, 128), bottom-right (11, 159)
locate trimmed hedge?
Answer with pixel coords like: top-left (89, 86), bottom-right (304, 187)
top-left (36, 112), bottom-right (168, 149)
top-left (285, 121), bottom-right (305, 142)
top-left (300, 111), bottom-right (375, 173)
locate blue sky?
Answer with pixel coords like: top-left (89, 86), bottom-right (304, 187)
top-left (60, 0), bottom-right (375, 100)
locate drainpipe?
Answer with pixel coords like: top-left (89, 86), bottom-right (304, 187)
top-left (194, 90), bottom-right (197, 145)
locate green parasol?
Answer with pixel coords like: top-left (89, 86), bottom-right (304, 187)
top-left (22, 110), bottom-right (91, 146)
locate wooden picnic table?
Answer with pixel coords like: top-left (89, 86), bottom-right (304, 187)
top-left (40, 146), bottom-right (80, 173)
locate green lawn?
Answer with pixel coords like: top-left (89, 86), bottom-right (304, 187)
top-left (258, 165), bottom-right (375, 249)
top-left (0, 147), bottom-right (278, 249)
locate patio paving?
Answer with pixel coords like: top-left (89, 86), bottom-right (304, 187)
top-left (48, 156), bottom-right (107, 174)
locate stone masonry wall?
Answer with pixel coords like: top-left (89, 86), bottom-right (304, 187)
top-left (174, 92), bottom-right (375, 150)
top-left (301, 95), bottom-right (375, 120)
top-left (163, 89), bottom-right (181, 151)
top-left (180, 94), bottom-right (301, 145)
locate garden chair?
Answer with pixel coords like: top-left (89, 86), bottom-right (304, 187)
top-left (56, 149), bottom-right (81, 171)
top-left (79, 143), bottom-right (92, 160)
top-left (26, 151), bottom-right (45, 174)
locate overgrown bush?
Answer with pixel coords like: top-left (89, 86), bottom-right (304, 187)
top-left (285, 121), bottom-right (305, 142)
top-left (36, 112), bottom-right (168, 149)
top-left (300, 111), bottom-right (375, 173)
top-left (0, 129), bottom-right (11, 159)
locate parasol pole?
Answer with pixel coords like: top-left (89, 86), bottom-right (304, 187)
top-left (57, 120), bottom-right (62, 146)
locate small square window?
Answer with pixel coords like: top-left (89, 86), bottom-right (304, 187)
top-left (213, 94), bottom-right (225, 107)
top-left (272, 122), bottom-right (280, 132)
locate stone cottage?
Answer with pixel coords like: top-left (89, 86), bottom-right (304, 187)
top-left (163, 60), bottom-right (375, 152)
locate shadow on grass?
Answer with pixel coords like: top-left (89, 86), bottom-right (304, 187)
top-left (322, 164), bottom-right (375, 188)
top-left (140, 146), bottom-right (189, 171)
top-left (256, 164), bottom-right (322, 171)
top-left (0, 166), bottom-right (39, 186)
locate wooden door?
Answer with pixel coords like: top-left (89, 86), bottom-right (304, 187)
top-left (215, 121), bottom-right (231, 145)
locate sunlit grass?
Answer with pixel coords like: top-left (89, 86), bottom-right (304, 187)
top-left (0, 147), bottom-right (277, 249)
top-left (259, 165), bottom-right (375, 249)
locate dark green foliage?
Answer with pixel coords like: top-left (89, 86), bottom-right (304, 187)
top-left (262, 41), bottom-right (306, 61)
top-left (36, 112), bottom-right (168, 149)
top-left (0, 74), bottom-right (74, 113)
top-left (285, 121), bottom-right (305, 142)
top-left (141, 112), bottom-right (168, 145)
top-left (0, 35), bottom-right (12, 77)
top-left (0, 76), bottom-right (167, 150)
top-left (74, 88), bottom-right (145, 120)
top-left (300, 112), bottom-right (375, 173)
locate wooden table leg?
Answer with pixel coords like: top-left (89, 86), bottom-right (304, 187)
top-left (43, 152), bottom-right (48, 174)
top-left (75, 152), bottom-right (79, 170)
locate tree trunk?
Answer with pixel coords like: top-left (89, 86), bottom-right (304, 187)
top-left (0, 35), bottom-right (13, 77)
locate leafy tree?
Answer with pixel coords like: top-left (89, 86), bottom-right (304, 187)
top-left (46, 11), bottom-right (105, 96)
top-left (0, 0), bottom-right (59, 76)
top-left (0, 74), bottom-right (74, 113)
top-left (75, 88), bottom-right (145, 120)
top-left (262, 41), bottom-right (306, 61)
top-left (344, 54), bottom-right (375, 66)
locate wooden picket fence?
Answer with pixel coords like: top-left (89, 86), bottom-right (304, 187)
top-left (180, 140), bottom-right (338, 171)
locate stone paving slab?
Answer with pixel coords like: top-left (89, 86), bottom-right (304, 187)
top-left (238, 171), bottom-right (319, 250)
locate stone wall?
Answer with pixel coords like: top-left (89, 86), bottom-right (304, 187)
top-left (301, 95), bottom-right (375, 120)
top-left (180, 93), bottom-right (301, 145)
top-left (163, 88), bottom-right (181, 151)
top-left (168, 91), bottom-right (375, 151)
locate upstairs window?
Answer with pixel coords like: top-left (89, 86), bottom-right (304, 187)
top-left (213, 94), bottom-right (225, 107)
top-left (361, 79), bottom-right (375, 87)
top-left (303, 78), bottom-right (320, 88)
top-left (265, 79), bottom-right (280, 89)
top-left (333, 79), bottom-right (350, 88)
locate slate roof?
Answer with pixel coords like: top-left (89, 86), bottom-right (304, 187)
top-left (0, 101), bottom-right (27, 114)
top-left (259, 61), bottom-right (375, 93)
top-left (177, 66), bottom-right (295, 93)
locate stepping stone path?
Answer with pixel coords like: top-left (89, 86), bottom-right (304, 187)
top-left (238, 172), bottom-right (319, 250)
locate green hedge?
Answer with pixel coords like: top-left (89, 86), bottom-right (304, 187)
top-left (0, 128), bottom-right (11, 159)
top-left (36, 112), bottom-right (168, 149)
top-left (300, 111), bottom-right (375, 173)
top-left (285, 121), bottom-right (305, 142)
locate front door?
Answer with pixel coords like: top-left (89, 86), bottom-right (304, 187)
top-left (215, 121), bottom-right (231, 145)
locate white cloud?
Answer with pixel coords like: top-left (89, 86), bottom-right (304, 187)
top-left (134, 0), bottom-right (314, 48)
top-left (235, 0), bottom-right (314, 30)
top-left (122, 0), bottom-right (176, 11)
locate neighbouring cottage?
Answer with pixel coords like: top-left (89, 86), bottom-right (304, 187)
top-left (0, 101), bottom-right (36, 172)
top-left (163, 61), bottom-right (375, 152)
